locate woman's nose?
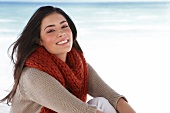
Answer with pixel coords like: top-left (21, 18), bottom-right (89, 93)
top-left (58, 30), bottom-right (65, 37)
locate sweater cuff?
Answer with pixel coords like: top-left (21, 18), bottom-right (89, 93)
top-left (86, 105), bottom-right (98, 113)
top-left (108, 95), bottom-right (127, 109)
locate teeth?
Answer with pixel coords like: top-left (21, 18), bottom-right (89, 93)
top-left (57, 40), bottom-right (68, 45)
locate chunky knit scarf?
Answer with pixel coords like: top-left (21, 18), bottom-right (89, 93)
top-left (25, 46), bottom-right (88, 113)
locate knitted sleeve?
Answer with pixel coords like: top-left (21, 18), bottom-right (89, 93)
top-left (88, 63), bottom-right (127, 109)
top-left (20, 67), bottom-right (97, 113)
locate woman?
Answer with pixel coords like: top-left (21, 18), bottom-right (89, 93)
top-left (1, 6), bottom-right (136, 113)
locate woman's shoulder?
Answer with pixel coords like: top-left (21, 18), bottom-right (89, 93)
top-left (19, 67), bottom-right (56, 96)
top-left (87, 63), bottom-right (97, 74)
top-left (22, 67), bottom-right (44, 75)
top-left (20, 67), bottom-right (52, 86)
top-left (87, 63), bottom-right (93, 70)
top-left (21, 67), bottom-right (50, 78)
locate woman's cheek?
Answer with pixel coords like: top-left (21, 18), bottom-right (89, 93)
top-left (45, 35), bottom-right (55, 43)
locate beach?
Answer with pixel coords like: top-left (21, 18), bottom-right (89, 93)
top-left (0, 2), bottom-right (170, 113)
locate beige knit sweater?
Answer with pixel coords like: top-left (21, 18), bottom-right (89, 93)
top-left (10, 64), bottom-right (125, 113)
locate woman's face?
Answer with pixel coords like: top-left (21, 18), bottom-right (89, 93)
top-left (40, 12), bottom-right (73, 60)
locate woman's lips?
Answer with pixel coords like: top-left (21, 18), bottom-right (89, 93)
top-left (56, 39), bottom-right (69, 45)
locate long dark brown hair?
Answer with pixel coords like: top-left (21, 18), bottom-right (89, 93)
top-left (0, 6), bottom-right (82, 104)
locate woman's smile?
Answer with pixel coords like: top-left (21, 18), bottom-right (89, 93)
top-left (56, 38), bottom-right (69, 45)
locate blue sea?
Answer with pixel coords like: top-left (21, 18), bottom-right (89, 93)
top-left (0, 2), bottom-right (170, 113)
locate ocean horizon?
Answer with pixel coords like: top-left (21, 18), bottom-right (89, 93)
top-left (0, 1), bottom-right (170, 113)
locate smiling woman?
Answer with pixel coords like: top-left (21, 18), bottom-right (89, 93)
top-left (0, 6), bottom-right (136, 113)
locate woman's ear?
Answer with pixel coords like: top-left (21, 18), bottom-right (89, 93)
top-left (35, 38), bottom-right (42, 45)
top-left (39, 41), bottom-right (42, 45)
top-left (39, 39), bottom-right (43, 46)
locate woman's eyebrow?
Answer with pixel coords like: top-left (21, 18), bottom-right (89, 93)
top-left (44, 20), bottom-right (67, 31)
top-left (60, 20), bottom-right (67, 24)
top-left (44, 24), bottom-right (55, 31)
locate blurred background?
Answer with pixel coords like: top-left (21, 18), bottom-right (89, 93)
top-left (0, 0), bottom-right (170, 113)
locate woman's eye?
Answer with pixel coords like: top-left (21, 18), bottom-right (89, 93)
top-left (62, 25), bottom-right (68, 29)
top-left (47, 29), bottom-right (55, 33)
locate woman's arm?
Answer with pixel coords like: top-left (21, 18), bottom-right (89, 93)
top-left (20, 67), bottom-right (97, 113)
top-left (88, 64), bottom-right (136, 113)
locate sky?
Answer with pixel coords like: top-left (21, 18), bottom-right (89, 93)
top-left (0, 0), bottom-right (170, 2)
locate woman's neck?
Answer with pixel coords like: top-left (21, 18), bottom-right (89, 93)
top-left (56, 53), bottom-right (67, 62)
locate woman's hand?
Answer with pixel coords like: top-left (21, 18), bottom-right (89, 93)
top-left (116, 98), bottom-right (136, 113)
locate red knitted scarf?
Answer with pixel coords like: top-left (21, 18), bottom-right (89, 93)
top-left (25, 46), bottom-right (88, 113)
